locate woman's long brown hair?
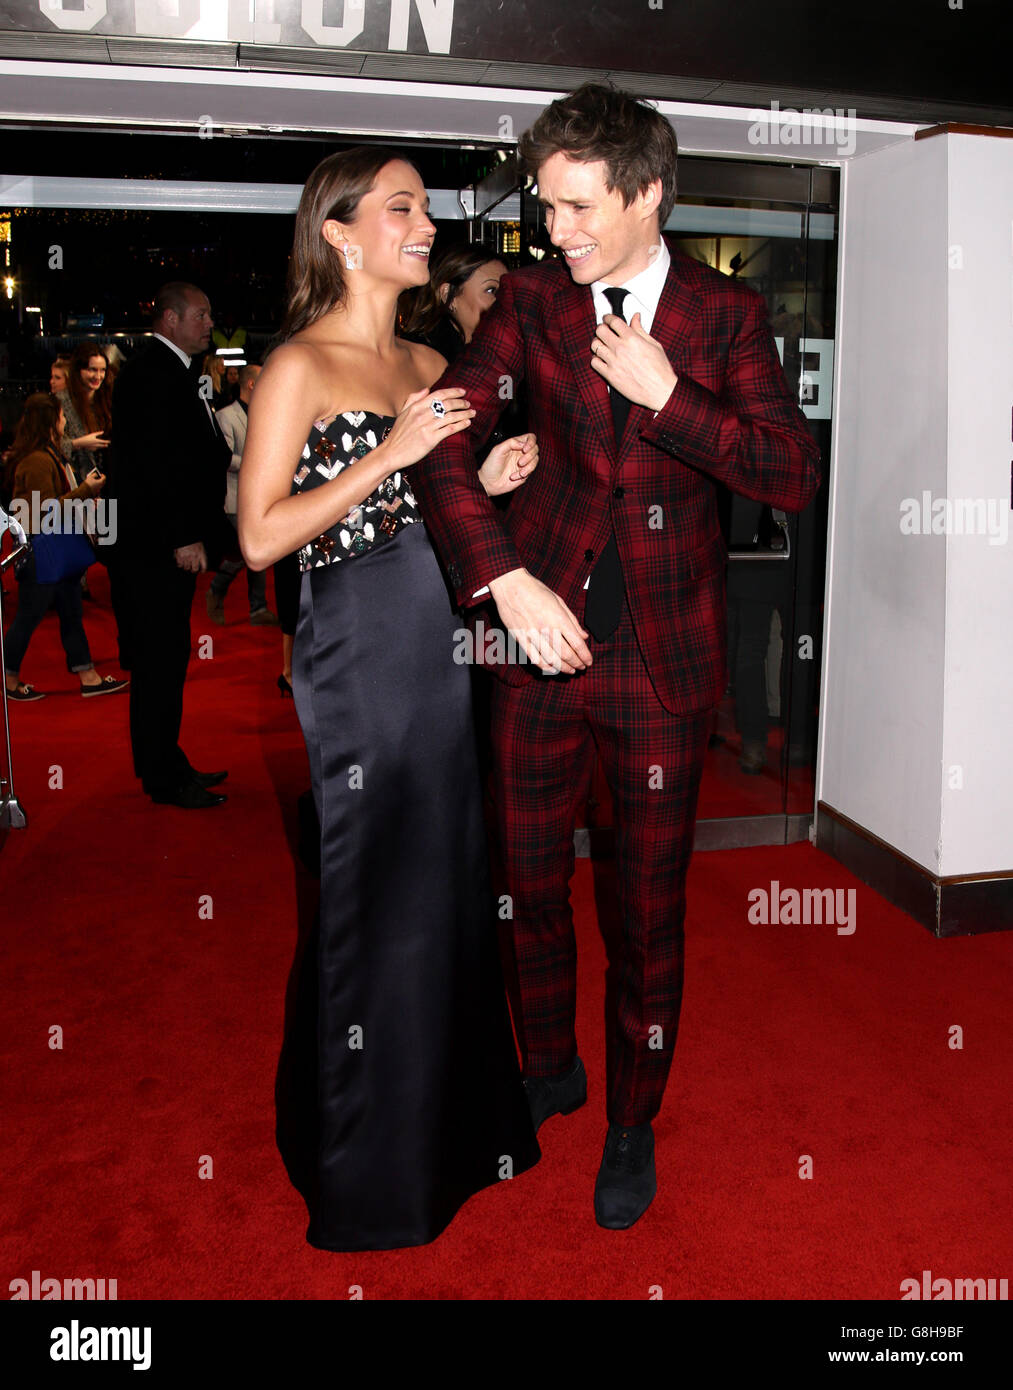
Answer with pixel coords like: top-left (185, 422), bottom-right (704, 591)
top-left (279, 146), bottom-right (420, 341)
top-left (66, 339), bottom-right (112, 434)
top-left (7, 392), bottom-right (62, 466)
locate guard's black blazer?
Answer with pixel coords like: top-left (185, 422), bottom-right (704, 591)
top-left (107, 337), bottom-right (232, 567)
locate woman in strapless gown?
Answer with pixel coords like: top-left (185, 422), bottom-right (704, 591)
top-left (238, 148), bottom-right (541, 1250)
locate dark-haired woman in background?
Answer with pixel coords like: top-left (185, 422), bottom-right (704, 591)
top-left (399, 243), bottom-right (507, 360)
top-left (57, 340), bottom-right (112, 485)
top-left (239, 147), bottom-right (540, 1251)
top-left (3, 393), bottom-right (127, 702)
top-left (401, 242), bottom-right (527, 452)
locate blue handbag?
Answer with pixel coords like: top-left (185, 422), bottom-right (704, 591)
top-left (29, 529), bottom-right (97, 584)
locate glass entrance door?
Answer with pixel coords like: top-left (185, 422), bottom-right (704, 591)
top-left (579, 157), bottom-right (838, 850)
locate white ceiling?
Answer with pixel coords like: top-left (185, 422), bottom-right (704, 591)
top-left (0, 60), bottom-right (926, 162)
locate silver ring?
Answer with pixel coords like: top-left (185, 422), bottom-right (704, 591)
top-left (430, 399), bottom-right (446, 418)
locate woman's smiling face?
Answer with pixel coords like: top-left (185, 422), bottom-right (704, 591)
top-left (80, 355), bottom-right (107, 394)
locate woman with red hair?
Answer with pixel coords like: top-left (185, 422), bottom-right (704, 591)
top-left (56, 340), bottom-right (112, 484)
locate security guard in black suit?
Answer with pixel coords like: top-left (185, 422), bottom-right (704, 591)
top-left (106, 282), bottom-right (234, 808)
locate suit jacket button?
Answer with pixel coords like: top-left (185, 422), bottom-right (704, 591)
top-left (584, 548), bottom-right (594, 562)
top-left (612, 486), bottom-right (625, 499)
top-left (449, 562), bottom-right (461, 586)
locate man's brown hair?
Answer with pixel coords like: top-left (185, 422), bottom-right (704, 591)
top-left (518, 83), bottom-right (678, 227)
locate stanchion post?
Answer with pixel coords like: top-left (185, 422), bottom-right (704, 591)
top-left (0, 504), bottom-right (30, 830)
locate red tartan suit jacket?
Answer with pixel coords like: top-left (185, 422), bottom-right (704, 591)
top-left (410, 239), bottom-right (822, 716)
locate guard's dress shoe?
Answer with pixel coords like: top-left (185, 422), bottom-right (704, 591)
top-left (150, 779), bottom-right (227, 809)
top-left (594, 1121), bottom-right (656, 1229)
top-left (191, 768), bottom-right (228, 788)
top-left (522, 1055), bottom-right (587, 1132)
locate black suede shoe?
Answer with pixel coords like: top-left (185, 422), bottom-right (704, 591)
top-left (522, 1055), bottom-right (587, 1132)
top-left (191, 768), bottom-right (228, 788)
top-left (594, 1122), bottom-right (656, 1229)
top-left (150, 780), bottom-right (227, 809)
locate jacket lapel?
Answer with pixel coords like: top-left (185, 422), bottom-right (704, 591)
top-left (615, 248), bottom-right (701, 462)
top-left (555, 276), bottom-right (617, 464)
top-left (653, 245), bottom-right (704, 365)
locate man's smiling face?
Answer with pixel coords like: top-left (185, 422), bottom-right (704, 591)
top-left (536, 152), bottom-right (661, 287)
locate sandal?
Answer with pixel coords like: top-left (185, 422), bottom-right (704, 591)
top-left (6, 681), bottom-right (46, 702)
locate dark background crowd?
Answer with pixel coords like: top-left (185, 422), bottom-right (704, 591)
top-left (0, 131), bottom-right (519, 412)
top-left (0, 237), bottom-right (523, 733)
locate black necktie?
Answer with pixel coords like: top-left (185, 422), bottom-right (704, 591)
top-left (584, 285), bottom-right (629, 642)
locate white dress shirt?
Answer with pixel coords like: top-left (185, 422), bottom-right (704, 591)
top-left (152, 331), bottom-right (191, 370)
top-left (590, 238), bottom-right (670, 336)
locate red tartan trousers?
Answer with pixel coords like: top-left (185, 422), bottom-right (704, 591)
top-left (491, 596), bottom-right (712, 1127)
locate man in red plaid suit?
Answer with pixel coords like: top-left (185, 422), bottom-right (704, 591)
top-left (411, 84), bottom-right (821, 1228)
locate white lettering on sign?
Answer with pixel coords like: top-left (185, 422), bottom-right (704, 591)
top-left (775, 336), bottom-right (834, 420)
top-left (388, 0), bottom-right (454, 50)
top-left (228, 0), bottom-right (282, 44)
top-left (300, 0), bottom-right (366, 46)
top-left (135, 0), bottom-right (200, 38)
top-left (187, 0), bottom-right (282, 44)
top-left (40, 0), bottom-right (456, 53)
top-left (40, 0), bottom-right (108, 32)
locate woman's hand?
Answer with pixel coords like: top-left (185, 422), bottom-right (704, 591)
top-left (478, 433), bottom-right (538, 497)
top-left (84, 469), bottom-right (105, 496)
top-left (74, 432), bottom-right (109, 451)
top-left (379, 387), bottom-right (475, 472)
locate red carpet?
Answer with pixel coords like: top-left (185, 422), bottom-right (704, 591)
top-left (2, 565), bottom-right (1011, 1300)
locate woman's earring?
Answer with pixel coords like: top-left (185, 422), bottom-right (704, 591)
top-left (343, 244), bottom-right (360, 271)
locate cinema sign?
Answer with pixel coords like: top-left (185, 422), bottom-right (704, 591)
top-left (17, 0), bottom-right (1010, 122)
top-left (32, 1), bottom-right (455, 54)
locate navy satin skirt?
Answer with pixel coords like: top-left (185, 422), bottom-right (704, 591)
top-left (277, 522), bottom-right (539, 1250)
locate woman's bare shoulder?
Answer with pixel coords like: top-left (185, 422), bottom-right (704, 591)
top-left (262, 338), bottom-right (328, 375)
top-left (402, 338), bottom-right (448, 385)
top-left (258, 340), bottom-right (336, 410)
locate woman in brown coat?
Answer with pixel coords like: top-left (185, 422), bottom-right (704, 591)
top-left (3, 393), bottom-right (127, 702)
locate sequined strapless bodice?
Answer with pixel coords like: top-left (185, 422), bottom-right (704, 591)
top-left (291, 409), bottom-right (420, 571)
